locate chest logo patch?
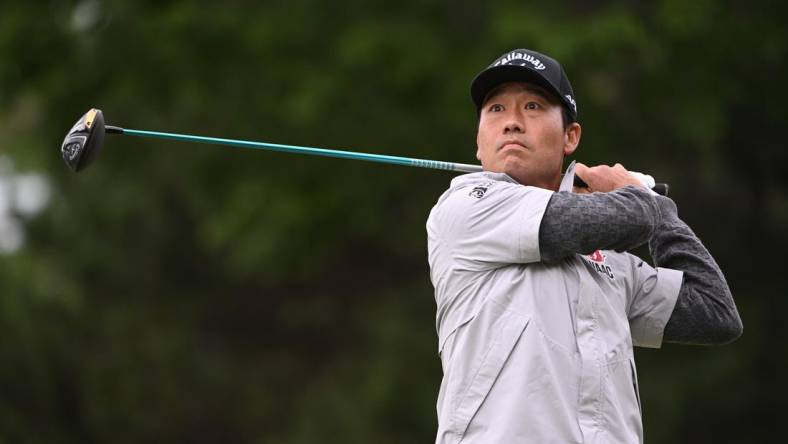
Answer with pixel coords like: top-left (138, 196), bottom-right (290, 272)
top-left (584, 250), bottom-right (615, 279)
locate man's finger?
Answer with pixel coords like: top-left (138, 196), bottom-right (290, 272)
top-left (574, 162), bottom-right (589, 178)
top-left (613, 163), bottom-right (629, 174)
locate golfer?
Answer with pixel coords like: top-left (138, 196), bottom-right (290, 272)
top-left (426, 49), bottom-right (742, 443)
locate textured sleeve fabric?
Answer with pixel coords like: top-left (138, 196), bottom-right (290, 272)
top-left (649, 201), bottom-right (743, 345)
top-left (539, 186), bottom-right (743, 345)
top-left (538, 186), bottom-right (662, 263)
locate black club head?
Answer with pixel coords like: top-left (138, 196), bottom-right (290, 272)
top-left (61, 108), bottom-right (106, 172)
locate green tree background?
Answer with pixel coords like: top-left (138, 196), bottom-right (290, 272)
top-left (1, 0), bottom-right (786, 442)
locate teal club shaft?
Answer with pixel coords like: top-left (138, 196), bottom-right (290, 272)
top-left (113, 127), bottom-right (484, 173)
top-left (104, 126), bottom-right (667, 195)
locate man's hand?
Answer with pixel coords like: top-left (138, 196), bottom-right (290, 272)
top-left (573, 163), bottom-right (646, 194)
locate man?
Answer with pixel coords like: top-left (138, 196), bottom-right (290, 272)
top-left (426, 49), bottom-right (742, 443)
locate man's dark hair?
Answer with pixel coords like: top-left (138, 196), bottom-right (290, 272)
top-left (561, 106), bottom-right (573, 130)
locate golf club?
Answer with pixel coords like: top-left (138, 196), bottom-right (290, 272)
top-left (61, 108), bottom-right (669, 196)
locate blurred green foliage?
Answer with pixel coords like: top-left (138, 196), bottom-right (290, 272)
top-left (1, 0), bottom-right (786, 442)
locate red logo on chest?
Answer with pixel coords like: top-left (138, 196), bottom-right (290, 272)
top-left (588, 250), bottom-right (605, 263)
top-left (584, 250), bottom-right (615, 279)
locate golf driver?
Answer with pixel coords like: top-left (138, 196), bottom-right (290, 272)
top-left (61, 108), bottom-right (668, 195)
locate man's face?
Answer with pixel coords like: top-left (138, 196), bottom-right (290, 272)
top-left (476, 81), bottom-right (581, 189)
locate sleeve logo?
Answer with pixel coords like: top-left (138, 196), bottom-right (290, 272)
top-left (469, 186), bottom-right (488, 198)
top-left (468, 181), bottom-right (495, 199)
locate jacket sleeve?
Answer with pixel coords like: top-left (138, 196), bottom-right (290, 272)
top-left (539, 186), bottom-right (742, 345)
top-left (649, 201), bottom-right (743, 345)
top-left (538, 186), bottom-right (661, 262)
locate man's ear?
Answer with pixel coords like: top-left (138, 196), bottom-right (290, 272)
top-left (563, 122), bottom-right (581, 156)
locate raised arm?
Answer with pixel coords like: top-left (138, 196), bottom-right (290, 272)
top-left (538, 164), bottom-right (742, 345)
top-left (538, 185), bottom-right (663, 262)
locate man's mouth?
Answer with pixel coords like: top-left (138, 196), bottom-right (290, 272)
top-left (499, 140), bottom-right (528, 151)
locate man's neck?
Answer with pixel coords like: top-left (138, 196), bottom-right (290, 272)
top-left (512, 174), bottom-right (562, 191)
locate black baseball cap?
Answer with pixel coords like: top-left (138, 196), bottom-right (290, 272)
top-left (470, 48), bottom-right (578, 122)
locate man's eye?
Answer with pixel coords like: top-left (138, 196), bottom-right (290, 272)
top-left (488, 104), bottom-right (504, 112)
top-left (525, 102), bottom-right (541, 110)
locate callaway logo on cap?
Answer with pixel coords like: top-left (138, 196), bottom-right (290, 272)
top-left (470, 48), bottom-right (578, 121)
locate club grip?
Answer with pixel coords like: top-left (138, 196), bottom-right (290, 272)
top-left (573, 176), bottom-right (669, 196)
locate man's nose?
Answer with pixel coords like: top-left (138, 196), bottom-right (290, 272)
top-left (503, 119), bottom-right (524, 133)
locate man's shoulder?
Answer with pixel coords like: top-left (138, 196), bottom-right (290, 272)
top-left (429, 172), bottom-right (513, 219)
top-left (435, 171), bottom-right (526, 205)
top-left (427, 171), bottom-right (554, 240)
